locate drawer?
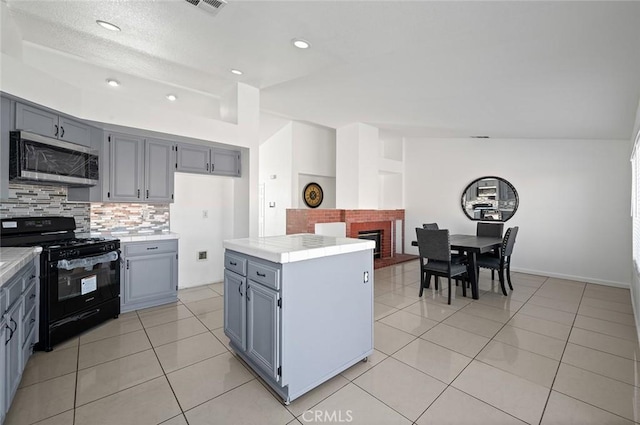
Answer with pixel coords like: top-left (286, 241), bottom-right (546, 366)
top-left (22, 305), bottom-right (36, 345)
top-left (23, 265), bottom-right (37, 291)
top-left (124, 240), bottom-right (178, 256)
top-left (248, 261), bottom-right (280, 290)
top-left (5, 275), bottom-right (23, 311)
top-left (23, 283), bottom-right (37, 319)
top-left (225, 252), bottom-right (247, 276)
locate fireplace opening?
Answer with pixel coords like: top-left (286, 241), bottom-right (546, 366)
top-left (358, 230), bottom-right (382, 259)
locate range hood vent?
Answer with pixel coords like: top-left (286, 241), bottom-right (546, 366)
top-left (184, 0), bottom-right (228, 16)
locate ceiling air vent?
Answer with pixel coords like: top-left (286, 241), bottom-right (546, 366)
top-left (184, 0), bottom-right (228, 16)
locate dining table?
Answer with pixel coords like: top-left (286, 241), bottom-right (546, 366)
top-left (411, 234), bottom-right (503, 300)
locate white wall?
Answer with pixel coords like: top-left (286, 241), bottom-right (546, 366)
top-left (170, 173), bottom-right (235, 288)
top-left (291, 121), bottom-right (336, 208)
top-left (259, 124), bottom-right (293, 236)
top-left (405, 137), bottom-right (631, 287)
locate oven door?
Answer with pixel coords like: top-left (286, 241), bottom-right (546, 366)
top-left (49, 251), bottom-right (120, 322)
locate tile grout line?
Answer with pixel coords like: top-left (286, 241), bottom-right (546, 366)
top-left (535, 280), bottom-right (587, 425)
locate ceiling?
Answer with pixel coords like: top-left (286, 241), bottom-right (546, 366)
top-left (3, 0), bottom-right (640, 140)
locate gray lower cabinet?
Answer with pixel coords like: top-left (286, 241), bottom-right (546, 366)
top-left (2, 258), bottom-right (39, 420)
top-left (120, 240), bottom-right (178, 313)
top-left (223, 270), bottom-right (246, 351)
top-left (15, 102), bottom-right (91, 146)
top-left (246, 282), bottom-right (280, 381)
top-left (177, 143), bottom-right (241, 177)
top-left (223, 248), bottom-right (373, 404)
top-left (224, 254), bottom-right (281, 381)
top-left (108, 133), bottom-right (175, 203)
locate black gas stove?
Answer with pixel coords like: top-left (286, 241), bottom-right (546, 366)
top-left (0, 216), bottom-right (121, 351)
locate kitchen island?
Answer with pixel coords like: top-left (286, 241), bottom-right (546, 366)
top-left (223, 233), bottom-right (374, 404)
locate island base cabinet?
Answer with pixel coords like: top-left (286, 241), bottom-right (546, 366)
top-left (120, 240), bottom-right (178, 313)
top-left (223, 270), bottom-right (246, 351)
top-left (224, 248), bottom-right (373, 404)
top-left (247, 282), bottom-right (280, 382)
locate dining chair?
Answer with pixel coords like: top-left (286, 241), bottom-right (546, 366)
top-left (415, 228), bottom-right (468, 305)
top-left (476, 222), bottom-right (504, 279)
top-left (422, 223), bottom-right (439, 230)
top-left (423, 223), bottom-right (466, 264)
top-left (476, 226), bottom-right (519, 296)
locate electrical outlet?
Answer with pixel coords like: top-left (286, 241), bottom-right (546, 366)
top-left (198, 251), bottom-right (207, 260)
top-left (363, 271), bottom-right (369, 283)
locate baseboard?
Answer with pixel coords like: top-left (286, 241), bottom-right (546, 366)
top-left (511, 267), bottom-right (630, 289)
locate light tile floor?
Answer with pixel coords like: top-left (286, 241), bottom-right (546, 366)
top-left (6, 263), bottom-right (640, 425)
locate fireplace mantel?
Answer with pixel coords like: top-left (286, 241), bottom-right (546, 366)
top-left (286, 209), bottom-right (405, 258)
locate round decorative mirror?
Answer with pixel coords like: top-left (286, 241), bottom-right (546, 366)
top-left (461, 176), bottom-right (519, 222)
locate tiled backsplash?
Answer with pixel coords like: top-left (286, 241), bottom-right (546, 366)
top-left (90, 203), bottom-right (170, 233)
top-left (0, 183), bottom-right (170, 233)
top-left (0, 183), bottom-right (91, 232)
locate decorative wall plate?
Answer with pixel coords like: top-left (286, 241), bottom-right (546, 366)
top-left (303, 182), bottom-right (323, 208)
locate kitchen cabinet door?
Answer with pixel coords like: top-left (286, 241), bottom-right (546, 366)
top-left (1, 96), bottom-right (13, 201)
top-left (15, 103), bottom-right (57, 138)
top-left (224, 270), bottom-right (246, 351)
top-left (246, 282), bottom-right (280, 381)
top-left (124, 253), bottom-right (177, 306)
top-left (176, 143), bottom-right (210, 174)
top-left (58, 116), bottom-right (91, 146)
top-left (0, 317), bottom-right (5, 422)
top-left (145, 139), bottom-right (175, 203)
top-left (109, 133), bottom-right (144, 202)
top-left (212, 148), bottom-right (240, 177)
top-left (5, 299), bottom-right (23, 409)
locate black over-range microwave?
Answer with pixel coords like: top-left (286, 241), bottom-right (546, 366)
top-left (9, 130), bottom-right (99, 187)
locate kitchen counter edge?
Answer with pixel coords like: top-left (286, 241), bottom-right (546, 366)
top-left (223, 233), bottom-right (375, 264)
top-left (0, 247), bottom-right (42, 286)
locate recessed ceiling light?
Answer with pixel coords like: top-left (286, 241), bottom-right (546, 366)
top-left (106, 79), bottom-right (120, 87)
top-left (230, 69), bottom-right (243, 75)
top-left (166, 94), bottom-right (177, 102)
top-left (292, 38), bottom-right (311, 49)
top-left (96, 20), bottom-right (121, 32)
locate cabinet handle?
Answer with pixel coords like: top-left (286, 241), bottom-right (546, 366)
top-left (29, 275), bottom-right (36, 279)
top-left (10, 318), bottom-right (17, 333)
top-left (4, 324), bottom-right (13, 345)
top-left (229, 261), bottom-right (237, 266)
top-left (212, 163), bottom-right (215, 171)
top-left (146, 247), bottom-right (158, 250)
top-left (30, 318), bottom-right (35, 324)
top-left (60, 126), bottom-right (65, 138)
top-left (238, 283), bottom-right (243, 297)
top-left (246, 286), bottom-right (250, 301)
top-left (256, 271), bottom-right (266, 277)
top-left (137, 189), bottom-right (140, 198)
top-left (126, 260), bottom-right (130, 270)
top-left (146, 189), bottom-right (149, 199)
top-left (29, 293), bottom-right (36, 300)
top-left (54, 124), bottom-right (59, 137)
top-left (206, 163), bottom-right (209, 171)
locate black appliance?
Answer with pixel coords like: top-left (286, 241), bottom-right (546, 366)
top-left (0, 217), bottom-right (119, 351)
top-left (9, 130), bottom-right (99, 187)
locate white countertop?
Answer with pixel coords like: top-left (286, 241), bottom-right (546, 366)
top-left (86, 231), bottom-right (179, 243)
top-left (0, 247), bottom-right (42, 286)
top-left (223, 233), bottom-right (375, 263)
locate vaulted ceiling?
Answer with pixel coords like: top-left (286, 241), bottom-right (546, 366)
top-left (3, 0), bottom-right (640, 139)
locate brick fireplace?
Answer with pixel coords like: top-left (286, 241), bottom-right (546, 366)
top-left (286, 209), bottom-right (405, 259)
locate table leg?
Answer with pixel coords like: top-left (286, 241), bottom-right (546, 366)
top-left (468, 252), bottom-right (479, 299)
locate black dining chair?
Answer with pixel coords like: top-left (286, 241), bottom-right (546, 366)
top-left (476, 226), bottom-right (519, 296)
top-left (423, 223), bottom-right (466, 264)
top-left (422, 223), bottom-right (439, 230)
top-left (415, 228), bottom-right (468, 305)
top-left (477, 222), bottom-right (504, 279)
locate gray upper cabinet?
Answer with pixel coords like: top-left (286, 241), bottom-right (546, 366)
top-left (212, 148), bottom-right (241, 176)
top-left (177, 143), bottom-right (210, 174)
top-left (15, 103), bottom-right (91, 146)
top-left (108, 133), bottom-right (144, 202)
top-left (145, 139), bottom-right (175, 203)
top-left (1, 96), bottom-right (13, 200)
top-left (108, 133), bottom-right (175, 203)
top-left (177, 143), bottom-right (241, 177)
